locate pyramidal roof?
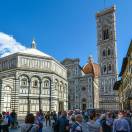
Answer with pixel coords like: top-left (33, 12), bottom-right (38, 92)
top-left (18, 39), bottom-right (51, 58)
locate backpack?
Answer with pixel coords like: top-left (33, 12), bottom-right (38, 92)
top-left (71, 122), bottom-right (82, 132)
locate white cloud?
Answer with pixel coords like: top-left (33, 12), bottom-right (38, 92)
top-left (0, 32), bottom-right (26, 57)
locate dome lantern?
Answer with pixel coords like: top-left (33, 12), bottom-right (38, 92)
top-left (88, 55), bottom-right (93, 63)
top-left (31, 38), bottom-right (36, 49)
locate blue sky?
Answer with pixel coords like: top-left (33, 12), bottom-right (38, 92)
top-left (0, 0), bottom-right (131, 72)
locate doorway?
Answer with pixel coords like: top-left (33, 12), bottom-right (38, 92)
top-left (59, 101), bottom-right (64, 112)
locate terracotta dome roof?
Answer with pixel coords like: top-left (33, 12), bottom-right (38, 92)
top-left (82, 56), bottom-right (100, 77)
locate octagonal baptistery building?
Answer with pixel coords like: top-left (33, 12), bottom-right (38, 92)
top-left (0, 40), bottom-right (68, 117)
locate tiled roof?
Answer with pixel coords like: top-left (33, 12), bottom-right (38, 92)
top-left (82, 60), bottom-right (100, 77)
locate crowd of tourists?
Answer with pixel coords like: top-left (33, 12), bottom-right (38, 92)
top-left (20, 109), bottom-right (132, 132)
top-left (51, 110), bottom-right (132, 132)
top-left (1, 109), bottom-right (132, 132)
top-left (0, 110), bottom-right (18, 132)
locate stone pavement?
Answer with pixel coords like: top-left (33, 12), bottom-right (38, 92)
top-left (9, 126), bottom-right (53, 132)
top-left (9, 120), bottom-right (53, 132)
top-left (9, 121), bottom-right (88, 132)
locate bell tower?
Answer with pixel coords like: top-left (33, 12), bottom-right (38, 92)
top-left (96, 5), bottom-right (119, 110)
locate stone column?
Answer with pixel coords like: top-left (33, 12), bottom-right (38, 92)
top-left (49, 81), bottom-right (52, 112)
top-left (0, 79), bottom-right (2, 113)
top-left (27, 80), bottom-right (31, 113)
top-left (39, 81), bottom-right (42, 110)
top-left (13, 78), bottom-right (20, 114)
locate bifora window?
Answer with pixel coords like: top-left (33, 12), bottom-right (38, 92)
top-left (108, 48), bottom-right (111, 56)
top-left (103, 49), bottom-right (106, 57)
top-left (108, 64), bottom-right (112, 71)
top-left (103, 28), bottom-right (109, 40)
top-left (103, 65), bottom-right (107, 73)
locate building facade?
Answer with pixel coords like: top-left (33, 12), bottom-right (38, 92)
top-left (114, 40), bottom-right (132, 110)
top-left (62, 56), bottom-right (100, 110)
top-left (96, 6), bottom-right (119, 110)
top-left (0, 40), bottom-right (68, 117)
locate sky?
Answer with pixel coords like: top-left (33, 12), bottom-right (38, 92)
top-left (0, 0), bottom-right (131, 72)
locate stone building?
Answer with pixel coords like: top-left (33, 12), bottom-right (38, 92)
top-left (114, 40), bottom-right (132, 110)
top-left (62, 56), bottom-right (100, 110)
top-left (96, 6), bottom-right (119, 110)
top-left (0, 40), bottom-right (68, 117)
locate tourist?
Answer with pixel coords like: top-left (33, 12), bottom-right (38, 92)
top-left (54, 111), bottom-right (69, 132)
top-left (0, 113), bottom-right (3, 132)
top-left (124, 112), bottom-right (132, 131)
top-left (39, 109), bottom-right (45, 122)
top-left (95, 113), bottom-right (101, 126)
top-left (35, 112), bottom-right (44, 132)
top-left (53, 111), bottom-right (57, 122)
top-left (21, 113), bottom-right (39, 132)
top-left (45, 111), bottom-right (51, 126)
top-left (87, 114), bottom-right (101, 132)
top-left (100, 113), bottom-right (111, 132)
top-left (71, 114), bottom-right (83, 132)
top-left (113, 112), bottom-right (130, 132)
top-left (10, 109), bottom-right (18, 128)
top-left (105, 112), bottom-right (113, 132)
top-left (2, 112), bottom-right (10, 132)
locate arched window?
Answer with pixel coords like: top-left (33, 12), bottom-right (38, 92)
top-left (55, 80), bottom-right (59, 90)
top-left (21, 78), bottom-right (28, 86)
top-left (44, 80), bottom-right (50, 88)
top-left (108, 48), bottom-right (111, 56)
top-left (82, 87), bottom-right (86, 91)
top-left (103, 28), bottom-right (109, 40)
top-left (102, 50), bottom-right (106, 57)
top-left (82, 98), bottom-right (86, 102)
top-left (103, 65), bottom-right (107, 73)
top-left (32, 80), bottom-right (38, 87)
top-left (64, 84), bottom-right (67, 93)
top-left (108, 64), bottom-right (112, 71)
top-left (60, 82), bottom-right (63, 91)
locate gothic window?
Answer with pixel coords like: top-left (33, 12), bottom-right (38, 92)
top-left (89, 78), bottom-right (92, 82)
top-left (108, 48), bottom-right (111, 56)
top-left (82, 87), bottom-right (86, 91)
top-left (74, 67), bottom-right (78, 75)
top-left (103, 65), bottom-right (107, 73)
top-left (108, 64), bottom-right (112, 71)
top-left (102, 50), bottom-right (106, 57)
top-left (82, 98), bottom-right (86, 102)
top-left (103, 28), bottom-right (109, 40)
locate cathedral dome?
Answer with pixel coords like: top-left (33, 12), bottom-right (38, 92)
top-left (18, 39), bottom-right (52, 58)
top-left (82, 56), bottom-right (100, 77)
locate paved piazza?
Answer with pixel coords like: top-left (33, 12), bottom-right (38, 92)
top-left (9, 121), bottom-right (53, 132)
